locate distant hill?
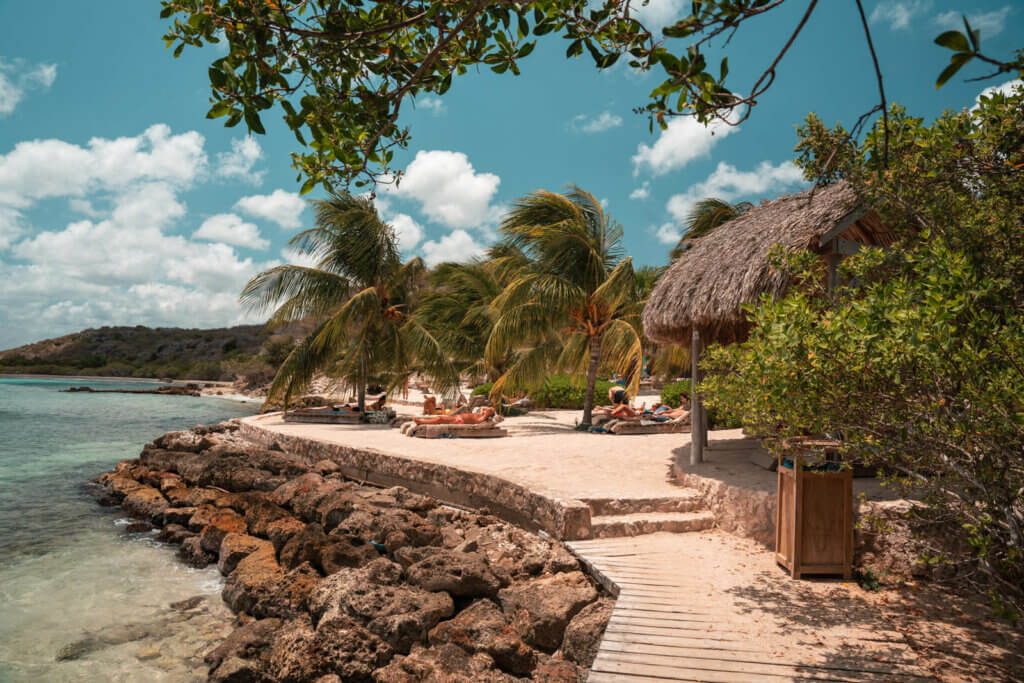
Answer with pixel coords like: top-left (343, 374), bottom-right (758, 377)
top-left (0, 321), bottom-right (315, 382)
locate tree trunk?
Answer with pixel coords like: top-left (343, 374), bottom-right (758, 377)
top-left (581, 335), bottom-right (602, 426)
top-left (357, 352), bottom-right (366, 413)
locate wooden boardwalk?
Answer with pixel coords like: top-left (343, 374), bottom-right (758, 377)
top-left (568, 533), bottom-right (934, 682)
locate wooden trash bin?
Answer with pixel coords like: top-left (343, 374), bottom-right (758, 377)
top-left (775, 447), bottom-right (853, 579)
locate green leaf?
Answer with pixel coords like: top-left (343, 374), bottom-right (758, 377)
top-left (962, 16), bottom-right (980, 51)
top-left (206, 101), bottom-right (232, 119)
top-left (719, 56), bottom-right (729, 81)
top-left (299, 178), bottom-right (317, 195)
top-left (244, 108), bottom-right (266, 134)
top-left (934, 30), bottom-right (970, 53)
top-left (518, 41), bottom-right (535, 58)
top-left (936, 52), bottom-right (973, 88)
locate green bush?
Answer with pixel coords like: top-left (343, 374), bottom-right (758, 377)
top-left (475, 375), bottom-right (620, 409)
top-left (659, 380), bottom-right (690, 408)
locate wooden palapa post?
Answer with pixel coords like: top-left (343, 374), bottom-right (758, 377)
top-left (690, 329), bottom-right (703, 464)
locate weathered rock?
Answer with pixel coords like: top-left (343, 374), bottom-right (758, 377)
top-left (165, 486), bottom-right (222, 508)
top-left (200, 509), bottom-right (249, 554)
top-left (222, 546), bottom-right (285, 618)
top-left (123, 521), bottom-right (153, 534)
top-left (209, 655), bottom-right (268, 683)
top-left (188, 504), bottom-right (219, 532)
top-left (156, 523), bottom-right (194, 544)
top-left (153, 430), bottom-right (217, 453)
top-left (406, 550), bottom-right (502, 598)
top-left (121, 486), bottom-right (169, 522)
top-left (271, 562), bottom-right (322, 616)
top-left (320, 535), bottom-right (380, 575)
top-left (279, 523), bottom-right (328, 571)
top-left (199, 458), bottom-right (285, 493)
top-left (289, 481), bottom-right (350, 522)
top-left (310, 558), bottom-right (454, 654)
top-left (561, 597), bottom-right (613, 667)
top-left (180, 536), bottom-right (216, 568)
top-left (546, 545), bottom-right (580, 574)
top-left (392, 545), bottom-right (440, 569)
top-left (311, 459), bottom-right (340, 475)
top-left (267, 616), bottom-right (393, 683)
top-left (245, 499), bottom-right (291, 538)
top-left (266, 516), bottom-right (306, 553)
top-left (169, 595), bottom-right (205, 611)
top-left (218, 533), bottom-right (274, 576)
top-left (270, 472), bottom-right (329, 507)
top-left (498, 572), bottom-right (598, 652)
top-left (161, 506), bottom-right (198, 527)
top-left (373, 643), bottom-right (518, 683)
top-left (429, 599), bottom-right (537, 675)
top-left (316, 490), bottom-right (361, 532)
top-left (533, 656), bottom-right (583, 682)
top-left (203, 618), bottom-right (284, 671)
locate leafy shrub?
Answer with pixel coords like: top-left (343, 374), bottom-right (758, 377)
top-left (475, 375), bottom-right (620, 409)
top-left (660, 380), bottom-right (690, 408)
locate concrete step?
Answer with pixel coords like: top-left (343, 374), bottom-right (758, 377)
top-left (582, 491), bottom-right (705, 516)
top-left (590, 511), bottom-right (715, 538)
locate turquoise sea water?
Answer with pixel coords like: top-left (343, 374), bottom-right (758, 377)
top-left (0, 377), bottom-right (257, 682)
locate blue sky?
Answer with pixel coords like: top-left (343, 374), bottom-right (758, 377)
top-left (0, 0), bottom-right (1021, 348)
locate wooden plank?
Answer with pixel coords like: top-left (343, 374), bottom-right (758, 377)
top-left (598, 638), bottom-right (920, 677)
top-left (588, 671), bottom-right (700, 683)
top-left (592, 650), bottom-right (905, 683)
top-left (601, 627), bottom-right (772, 652)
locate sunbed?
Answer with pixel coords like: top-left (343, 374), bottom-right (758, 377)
top-left (604, 414), bottom-right (691, 435)
top-left (400, 418), bottom-right (507, 439)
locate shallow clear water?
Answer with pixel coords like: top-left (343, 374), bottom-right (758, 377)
top-left (0, 377), bottom-right (257, 681)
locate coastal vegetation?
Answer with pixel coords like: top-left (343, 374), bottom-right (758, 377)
top-left (702, 88), bottom-right (1024, 615)
top-left (0, 324), bottom-right (302, 382)
top-left (486, 187), bottom-right (643, 426)
top-left (240, 193), bottom-right (459, 411)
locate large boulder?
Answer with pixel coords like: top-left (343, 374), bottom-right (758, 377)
top-left (180, 536), bottom-right (216, 568)
top-left (533, 656), bottom-right (584, 682)
top-left (561, 597), bottom-right (613, 667)
top-left (279, 523), bottom-right (329, 571)
top-left (200, 509), bottom-right (249, 554)
top-left (153, 430), bottom-right (217, 453)
top-left (320, 535), bottom-right (380, 575)
top-left (204, 617), bottom-right (282, 673)
top-left (165, 486), bottom-right (222, 508)
top-left (271, 473), bottom-right (332, 507)
top-left (310, 558), bottom-right (454, 654)
top-left (218, 533), bottom-right (274, 576)
top-left (316, 490), bottom-right (361, 532)
top-left (245, 499), bottom-right (292, 537)
top-left (266, 616), bottom-right (393, 683)
top-left (406, 550), bottom-right (502, 598)
top-left (372, 643), bottom-right (519, 683)
top-left (266, 516), bottom-right (307, 553)
top-left (429, 599), bottom-right (537, 675)
top-left (498, 572), bottom-right (598, 652)
top-left (222, 546), bottom-right (285, 617)
top-left (161, 506), bottom-right (198, 527)
top-left (121, 486), bottom-right (169, 522)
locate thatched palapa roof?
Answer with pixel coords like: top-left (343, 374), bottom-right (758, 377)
top-left (643, 180), bottom-right (893, 346)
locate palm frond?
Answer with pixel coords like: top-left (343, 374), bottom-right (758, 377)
top-left (239, 265), bottom-right (350, 318)
top-left (600, 318), bottom-right (644, 397)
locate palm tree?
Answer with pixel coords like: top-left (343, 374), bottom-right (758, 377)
top-left (240, 193), bottom-right (457, 411)
top-left (670, 197), bottom-right (753, 260)
top-left (414, 245), bottom-right (528, 382)
top-left (486, 186), bottom-right (643, 426)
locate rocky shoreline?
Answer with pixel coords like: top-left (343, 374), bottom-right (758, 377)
top-left (90, 422), bottom-right (612, 681)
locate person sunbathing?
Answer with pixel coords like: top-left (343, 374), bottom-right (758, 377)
top-left (422, 396), bottom-right (446, 415)
top-left (414, 407), bottom-right (496, 425)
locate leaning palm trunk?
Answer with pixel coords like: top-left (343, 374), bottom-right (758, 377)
top-left (581, 335), bottom-right (601, 426)
top-left (357, 352), bottom-right (366, 413)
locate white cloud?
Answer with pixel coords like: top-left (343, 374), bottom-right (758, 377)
top-left (869, 1), bottom-right (932, 30)
top-left (389, 213), bottom-right (424, 252)
top-left (973, 78), bottom-right (1023, 109)
top-left (215, 136), bottom-right (264, 184)
top-left (0, 59), bottom-right (58, 116)
top-left (632, 116), bottom-right (737, 177)
top-left (0, 207), bottom-right (24, 250)
top-left (420, 229), bottom-right (486, 267)
top-left (0, 124), bottom-right (207, 207)
top-left (632, 0), bottom-right (687, 33)
top-left (571, 111), bottom-right (623, 134)
top-left (417, 95), bottom-right (446, 115)
top-left (393, 150), bottom-right (501, 229)
top-left (665, 160), bottom-right (806, 222)
top-left (630, 181), bottom-right (651, 200)
top-left (654, 222), bottom-right (682, 246)
top-left (0, 126), bottom-right (281, 348)
top-left (194, 213), bottom-right (269, 250)
top-left (935, 6), bottom-right (1011, 38)
top-left (234, 189), bottom-right (306, 229)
